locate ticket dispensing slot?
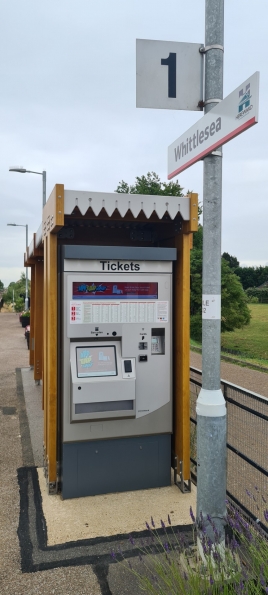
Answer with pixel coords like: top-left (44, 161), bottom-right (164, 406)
top-left (70, 340), bottom-right (136, 422)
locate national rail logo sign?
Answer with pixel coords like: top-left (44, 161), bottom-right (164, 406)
top-left (168, 72), bottom-right (259, 179)
top-left (236, 83), bottom-right (252, 120)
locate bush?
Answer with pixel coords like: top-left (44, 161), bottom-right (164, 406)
top-left (247, 296), bottom-right (259, 304)
top-left (246, 287), bottom-right (268, 303)
top-left (14, 298), bottom-right (24, 313)
top-left (113, 502), bottom-right (268, 595)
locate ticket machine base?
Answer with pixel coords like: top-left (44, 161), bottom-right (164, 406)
top-left (62, 434), bottom-right (171, 499)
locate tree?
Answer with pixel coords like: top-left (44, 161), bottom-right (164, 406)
top-left (235, 265), bottom-right (268, 290)
top-left (191, 230), bottom-right (251, 341)
top-left (115, 172), bottom-right (250, 341)
top-left (2, 272), bottom-right (30, 308)
top-left (115, 171), bottom-right (184, 197)
top-left (222, 252), bottom-right (239, 270)
top-left (0, 280), bottom-right (4, 292)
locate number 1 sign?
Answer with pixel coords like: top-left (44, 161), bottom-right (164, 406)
top-left (136, 39), bottom-right (203, 111)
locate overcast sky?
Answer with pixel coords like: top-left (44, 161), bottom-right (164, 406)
top-left (0, 0), bottom-right (267, 287)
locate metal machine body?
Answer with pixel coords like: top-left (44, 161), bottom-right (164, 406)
top-left (60, 245), bottom-right (176, 498)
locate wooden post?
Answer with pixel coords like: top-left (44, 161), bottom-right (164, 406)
top-left (43, 232), bottom-right (58, 488)
top-left (34, 260), bottom-right (44, 381)
top-left (172, 194), bottom-right (198, 482)
top-left (29, 266), bottom-right (35, 366)
top-left (173, 231), bottom-right (191, 481)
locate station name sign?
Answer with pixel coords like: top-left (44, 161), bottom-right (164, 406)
top-left (168, 71), bottom-right (260, 179)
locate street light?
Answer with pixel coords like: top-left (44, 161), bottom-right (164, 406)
top-left (7, 223), bottom-right (29, 311)
top-left (9, 166), bottom-right (46, 208)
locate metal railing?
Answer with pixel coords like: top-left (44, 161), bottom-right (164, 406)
top-left (190, 366), bottom-right (268, 533)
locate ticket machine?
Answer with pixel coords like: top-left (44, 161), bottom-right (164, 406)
top-left (60, 245), bottom-right (176, 498)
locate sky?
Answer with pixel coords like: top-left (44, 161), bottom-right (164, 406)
top-left (0, 0), bottom-right (267, 287)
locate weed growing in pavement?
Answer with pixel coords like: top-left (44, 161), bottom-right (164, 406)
top-left (111, 500), bottom-right (268, 594)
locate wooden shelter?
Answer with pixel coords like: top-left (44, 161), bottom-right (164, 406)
top-left (25, 185), bottom-right (198, 493)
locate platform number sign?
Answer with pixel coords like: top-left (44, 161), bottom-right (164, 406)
top-left (161, 53), bottom-right (176, 98)
top-left (136, 39), bottom-right (203, 111)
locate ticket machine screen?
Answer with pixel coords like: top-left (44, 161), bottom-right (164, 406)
top-left (76, 345), bottom-right (117, 378)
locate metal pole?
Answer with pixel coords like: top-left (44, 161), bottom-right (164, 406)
top-left (25, 224), bottom-right (29, 311)
top-left (196, 0), bottom-right (226, 548)
top-left (42, 170), bottom-right (46, 208)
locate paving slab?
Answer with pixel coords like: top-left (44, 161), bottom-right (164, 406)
top-left (37, 466), bottom-right (196, 545)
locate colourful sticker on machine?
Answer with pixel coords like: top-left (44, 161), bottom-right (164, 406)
top-left (76, 345), bottom-right (117, 377)
top-left (72, 281), bottom-right (158, 300)
top-left (79, 349), bottom-right (93, 369)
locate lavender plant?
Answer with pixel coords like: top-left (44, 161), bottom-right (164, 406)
top-left (112, 500), bottom-right (268, 594)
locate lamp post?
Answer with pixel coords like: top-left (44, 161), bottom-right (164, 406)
top-left (9, 166), bottom-right (46, 208)
top-left (7, 224), bottom-right (29, 310)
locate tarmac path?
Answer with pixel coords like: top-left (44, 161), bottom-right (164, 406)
top-left (190, 350), bottom-right (268, 397)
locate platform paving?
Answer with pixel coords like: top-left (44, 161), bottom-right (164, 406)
top-left (0, 313), bottom-right (194, 595)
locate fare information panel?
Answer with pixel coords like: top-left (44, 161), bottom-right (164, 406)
top-left (70, 300), bottom-right (168, 324)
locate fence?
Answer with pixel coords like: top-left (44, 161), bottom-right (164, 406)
top-left (190, 367), bottom-right (268, 533)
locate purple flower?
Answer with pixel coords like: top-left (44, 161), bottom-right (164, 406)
top-left (201, 538), bottom-right (208, 555)
top-left (209, 576), bottom-right (214, 585)
top-left (168, 514), bottom-right (171, 525)
top-left (189, 506), bottom-right (195, 523)
top-left (264, 509), bottom-right (268, 522)
top-left (111, 550), bottom-right (116, 559)
top-left (151, 516), bottom-right (155, 528)
top-left (246, 489), bottom-right (252, 498)
top-left (230, 537), bottom-right (239, 551)
top-left (164, 542), bottom-right (169, 552)
top-left (213, 550), bottom-right (221, 563)
top-left (146, 521), bottom-right (150, 530)
top-left (161, 519), bottom-right (166, 529)
top-left (129, 534), bottom-right (134, 545)
top-left (262, 495), bottom-right (267, 504)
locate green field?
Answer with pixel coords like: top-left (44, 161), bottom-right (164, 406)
top-left (191, 304), bottom-right (268, 368)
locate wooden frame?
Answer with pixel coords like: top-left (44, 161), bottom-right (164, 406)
top-left (25, 186), bottom-right (198, 491)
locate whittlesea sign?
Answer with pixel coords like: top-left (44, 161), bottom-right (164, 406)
top-left (168, 71), bottom-right (260, 179)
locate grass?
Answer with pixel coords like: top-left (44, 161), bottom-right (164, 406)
top-left (191, 304), bottom-right (268, 369)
